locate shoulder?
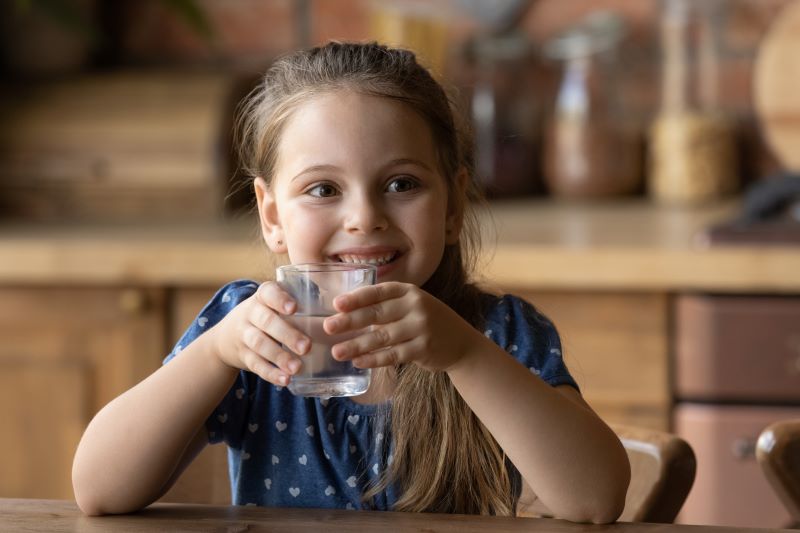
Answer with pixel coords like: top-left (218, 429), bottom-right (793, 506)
top-left (480, 293), bottom-right (559, 344)
top-left (480, 292), bottom-right (577, 389)
top-left (164, 279), bottom-right (260, 363)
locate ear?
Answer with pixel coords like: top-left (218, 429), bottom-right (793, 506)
top-left (254, 177), bottom-right (288, 254)
top-left (445, 168), bottom-right (468, 245)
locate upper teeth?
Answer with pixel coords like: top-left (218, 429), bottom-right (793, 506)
top-left (338, 253), bottom-right (394, 266)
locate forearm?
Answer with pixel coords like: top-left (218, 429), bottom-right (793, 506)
top-left (446, 340), bottom-right (630, 524)
top-left (72, 331), bottom-right (238, 515)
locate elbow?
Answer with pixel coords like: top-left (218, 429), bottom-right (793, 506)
top-left (569, 462), bottom-right (631, 524)
top-left (72, 468), bottom-right (107, 516)
top-left (588, 461), bottom-right (631, 524)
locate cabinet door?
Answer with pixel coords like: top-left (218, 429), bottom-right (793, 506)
top-left (510, 290), bottom-right (670, 430)
top-left (159, 287), bottom-right (231, 505)
top-left (0, 286), bottom-right (165, 499)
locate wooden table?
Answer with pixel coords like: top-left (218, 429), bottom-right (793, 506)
top-left (1, 499), bottom-right (790, 532)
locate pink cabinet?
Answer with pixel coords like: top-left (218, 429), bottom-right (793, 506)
top-left (673, 294), bottom-right (800, 528)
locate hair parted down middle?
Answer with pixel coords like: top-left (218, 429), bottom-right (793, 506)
top-left (235, 41), bottom-right (514, 515)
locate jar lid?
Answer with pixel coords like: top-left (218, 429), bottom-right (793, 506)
top-left (544, 10), bottom-right (626, 60)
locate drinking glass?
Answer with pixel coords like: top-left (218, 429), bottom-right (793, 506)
top-left (276, 263), bottom-right (377, 398)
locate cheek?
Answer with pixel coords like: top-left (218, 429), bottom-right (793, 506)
top-left (282, 207), bottom-right (332, 255)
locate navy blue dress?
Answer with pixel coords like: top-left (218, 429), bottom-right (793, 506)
top-left (164, 280), bottom-right (578, 510)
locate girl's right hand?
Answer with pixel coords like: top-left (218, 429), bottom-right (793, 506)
top-left (208, 281), bottom-right (310, 386)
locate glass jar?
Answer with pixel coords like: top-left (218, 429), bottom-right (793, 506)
top-left (648, 0), bottom-right (738, 205)
top-left (463, 31), bottom-right (543, 197)
top-left (542, 11), bottom-right (642, 199)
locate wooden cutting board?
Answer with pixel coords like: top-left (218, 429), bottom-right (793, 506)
top-left (754, 0), bottom-right (800, 172)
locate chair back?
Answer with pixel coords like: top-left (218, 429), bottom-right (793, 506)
top-left (518, 424), bottom-right (696, 523)
top-left (757, 419), bottom-right (800, 524)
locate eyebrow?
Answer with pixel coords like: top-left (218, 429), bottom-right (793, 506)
top-left (291, 158), bottom-right (433, 182)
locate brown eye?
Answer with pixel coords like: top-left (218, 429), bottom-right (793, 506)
top-left (308, 183), bottom-right (339, 198)
top-left (386, 177), bottom-right (418, 193)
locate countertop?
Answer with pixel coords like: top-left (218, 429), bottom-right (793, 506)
top-left (2, 200), bottom-right (799, 293)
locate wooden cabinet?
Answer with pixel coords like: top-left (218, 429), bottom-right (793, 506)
top-left (159, 287), bottom-right (230, 505)
top-left (516, 290), bottom-right (671, 430)
top-left (0, 286), bottom-right (165, 499)
top-left (0, 283), bottom-right (672, 502)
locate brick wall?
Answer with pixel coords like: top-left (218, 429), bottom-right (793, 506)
top-left (113, 0), bottom-right (798, 185)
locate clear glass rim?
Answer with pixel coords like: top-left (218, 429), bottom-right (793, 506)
top-left (276, 262), bottom-right (377, 274)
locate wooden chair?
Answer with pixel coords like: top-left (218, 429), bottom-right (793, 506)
top-left (757, 419), bottom-right (800, 526)
top-left (518, 424), bottom-right (696, 523)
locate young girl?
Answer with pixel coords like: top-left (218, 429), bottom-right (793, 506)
top-left (72, 41), bottom-right (630, 522)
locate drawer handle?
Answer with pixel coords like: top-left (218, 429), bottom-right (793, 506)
top-left (119, 289), bottom-right (149, 314)
top-left (730, 437), bottom-right (756, 460)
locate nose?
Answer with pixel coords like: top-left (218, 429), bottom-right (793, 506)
top-left (344, 193), bottom-right (389, 234)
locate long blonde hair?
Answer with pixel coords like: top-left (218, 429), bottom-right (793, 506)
top-left (235, 41), bottom-right (513, 515)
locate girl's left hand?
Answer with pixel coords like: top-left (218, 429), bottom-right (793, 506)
top-left (323, 281), bottom-right (483, 372)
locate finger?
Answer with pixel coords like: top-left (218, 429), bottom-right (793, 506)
top-left (242, 348), bottom-right (292, 386)
top-left (351, 344), bottom-right (406, 369)
top-left (324, 294), bottom-right (407, 335)
top-left (248, 304), bottom-right (310, 355)
top-left (241, 326), bottom-right (302, 375)
top-left (332, 322), bottom-right (414, 361)
top-left (332, 282), bottom-right (408, 312)
top-left (255, 281), bottom-right (298, 315)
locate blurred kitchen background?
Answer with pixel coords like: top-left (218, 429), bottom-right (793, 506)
top-left (1, 0), bottom-right (800, 529)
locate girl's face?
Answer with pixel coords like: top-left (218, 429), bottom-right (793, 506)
top-left (255, 90), bottom-right (461, 286)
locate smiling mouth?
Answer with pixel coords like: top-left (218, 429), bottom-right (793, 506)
top-left (333, 252), bottom-right (399, 266)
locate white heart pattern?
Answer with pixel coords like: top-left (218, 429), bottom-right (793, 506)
top-left (484, 329), bottom-right (493, 337)
top-left (320, 398), bottom-right (329, 407)
top-left (264, 478), bottom-right (272, 490)
top-left (235, 388), bottom-right (244, 400)
top-left (222, 292), bottom-right (232, 303)
top-left (324, 451), bottom-right (330, 460)
top-left (216, 413), bottom-right (228, 423)
top-left (327, 423), bottom-right (335, 435)
top-left (346, 476), bottom-right (357, 488)
top-left (275, 421), bottom-right (287, 432)
top-left (298, 454), bottom-right (308, 465)
top-left (347, 415), bottom-right (359, 425)
top-left (372, 463), bottom-right (379, 475)
top-left (271, 455), bottom-right (280, 465)
top-left (346, 503), bottom-right (355, 510)
top-left (289, 487), bottom-right (300, 498)
top-left (507, 344), bottom-right (518, 352)
top-left (325, 485), bottom-right (336, 496)
top-left (375, 432), bottom-right (383, 444)
top-left (198, 317), bottom-right (208, 327)
top-left (305, 426), bottom-right (314, 437)
top-left (248, 423), bottom-right (258, 433)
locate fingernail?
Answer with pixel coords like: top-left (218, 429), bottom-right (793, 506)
top-left (326, 317), bottom-right (339, 330)
top-left (279, 375), bottom-right (288, 385)
top-left (296, 339), bottom-right (309, 353)
top-left (288, 360), bottom-right (300, 373)
top-left (284, 302), bottom-right (294, 313)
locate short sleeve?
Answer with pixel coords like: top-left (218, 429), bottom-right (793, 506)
top-left (481, 294), bottom-right (578, 391)
top-left (163, 279), bottom-right (261, 446)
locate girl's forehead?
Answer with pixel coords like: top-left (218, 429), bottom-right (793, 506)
top-left (275, 90), bottom-right (441, 174)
